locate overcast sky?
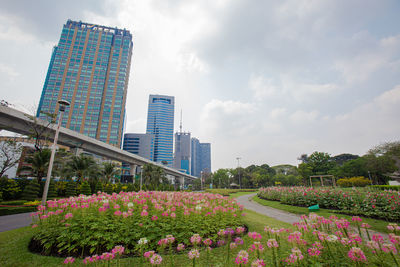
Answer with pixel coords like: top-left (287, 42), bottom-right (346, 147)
top-left (1, 0), bottom-right (400, 170)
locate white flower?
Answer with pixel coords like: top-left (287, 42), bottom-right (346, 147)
top-left (195, 205), bottom-right (202, 211)
top-left (127, 202), bottom-right (134, 208)
top-left (327, 235), bottom-right (338, 242)
top-left (138, 237), bottom-right (148, 245)
top-left (102, 199), bottom-right (109, 204)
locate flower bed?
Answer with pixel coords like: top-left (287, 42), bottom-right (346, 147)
top-left (61, 214), bottom-right (400, 266)
top-left (29, 191), bottom-right (244, 257)
top-left (258, 187), bottom-right (400, 221)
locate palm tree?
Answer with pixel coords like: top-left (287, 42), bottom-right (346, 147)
top-left (142, 163), bottom-right (167, 186)
top-left (64, 154), bottom-right (99, 182)
top-left (20, 149), bottom-right (51, 183)
top-left (102, 162), bottom-right (119, 183)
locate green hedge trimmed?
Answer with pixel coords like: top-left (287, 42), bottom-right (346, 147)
top-left (205, 188), bottom-right (258, 196)
top-left (369, 185), bottom-right (400, 191)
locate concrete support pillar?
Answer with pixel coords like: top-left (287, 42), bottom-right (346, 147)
top-left (130, 164), bottom-right (137, 184)
top-left (71, 147), bottom-right (83, 156)
top-left (180, 176), bottom-right (185, 189)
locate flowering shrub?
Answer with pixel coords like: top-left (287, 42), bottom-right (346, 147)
top-left (30, 191), bottom-right (244, 257)
top-left (258, 187), bottom-right (400, 220)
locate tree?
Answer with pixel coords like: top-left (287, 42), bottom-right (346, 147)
top-left (212, 169), bottom-right (230, 188)
top-left (22, 111), bottom-right (56, 153)
top-left (64, 154), bottom-right (99, 182)
top-left (331, 154), bottom-right (359, 166)
top-left (0, 139), bottom-right (22, 177)
top-left (142, 164), bottom-right (167, 186)
top-left (298, 163), bottom-right (313, 185)
top-left (308, 152), bottom-right (336, 174)
top-left (20, 149), bottom-right (51, 183)
top-left (102, 162), bottom-right (119, 183)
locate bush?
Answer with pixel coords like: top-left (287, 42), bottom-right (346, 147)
top-left (370, 185), bottom-right (400, 191)
top-left (0, 178), bottom-right (22, 200)
top-left (104, 183), bottom-right (113, 194)
top-left (95, 182), bottom-right (103, 193)
top-left (47, 180), bottom-right (57, 199)
top-left (80, 181), bottom-right (91, 195)
top-left (337, 176), bottom-right (371, 187)
top-left (22, 180), bottom-right (40, 201)
top-left (65, 182), bottom-right (76, 197)
top-left (55, 181), bottom-right (67, 197)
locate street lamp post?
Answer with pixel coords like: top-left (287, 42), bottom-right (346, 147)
top-left (200, 171), bottom-right (203, 190)
top-left (236, 157), bottom-right (241, 189)
top-left (140, 167), bottom-right (143, 191)
top-left (41, 100), bottom-right (70, 206)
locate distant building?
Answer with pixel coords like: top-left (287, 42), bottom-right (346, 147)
top-left (190, 137), bottom-right (211, 177)
top-left (122, 133), bottom-right (155, 160)
top-left (121, 133), bottom-right (154, 177)
top-left (200, 143), bottom-right (211, 174)
top-left (173, 132), bottom-right (191, 174)
top-left (36, 20), bottom-right (133, 148)
top-left (146, 95), bottom-right (175, 166)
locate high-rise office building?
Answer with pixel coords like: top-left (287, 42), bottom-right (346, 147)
top-left (122, 133), bottom-right (155, 160)
top-left (173, 132), bottom-right (191, 174)
top-left (37, 20), bottom-right (133, 147)
top-left (200, 143), bottom-right (211, 174)
top-left (191, 138), bottom-right (201, 177)
top-left (146, 95), bottom-right (175, 166)
top-left (191, 137), bottom-right (211, 177)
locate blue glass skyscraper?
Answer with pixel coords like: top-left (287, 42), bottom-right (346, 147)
top-left (36, 20), bottom-right (133, 147)
top-left (146, 95), bottom-right (175, 166)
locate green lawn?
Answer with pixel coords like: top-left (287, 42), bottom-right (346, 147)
top-left (252, 195), bottom-right (390, 234)
top-left (0, 206), bottom-right (293, 267)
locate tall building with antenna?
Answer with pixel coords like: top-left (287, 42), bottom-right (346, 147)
top-left (173, 110), bottom-right (191, 174)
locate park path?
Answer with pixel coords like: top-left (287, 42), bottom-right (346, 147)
top-left (235, 193), bottom-right (301, 225)
top-left (0, 212), bottom-right (32, 232)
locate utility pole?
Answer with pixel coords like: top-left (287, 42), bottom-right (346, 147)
top-left (236, 157), bottom-right (241, 189)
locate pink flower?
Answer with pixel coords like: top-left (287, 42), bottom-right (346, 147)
top-left (348, 247), bottom-right (367, 263)
top-left (166, 235), bottom-right (175, 244)
top-left (190, 234), bottom-right (202, 245)
top-left (267, 239), bottom-right (279, 248)
top-left (352, 216), bottom-right (362, 222)
top-left (114, 204), bottom-right (120, 209)
top-left (63, 257), bottom-right (75, 264)
top-left (234, 237), bottom-right (244, 245)
top-left (188, 249), bottom-right (200, 260)
top-left (144, 250), bottom-right (155, 258)
top-left (177, 243), bottom-right (185, 251)
top-left (170, 212), bottom-right (176, 218)
top-left (111, 245), bottom-right (125, 256)
top-left (65, 213), bottom-right (73, 219)
top-left (31, 224), bottom-right (38, 228)
top-left (150, 253), bottom-right (162, 265)
top-left (248, 241), bottom-right (264, 253)
top-left (382, 243), bottom-right (397, 254)
top-left (230, 242), bottom-right (237, 249)
top-left (251, 258), bottom-right (266, 267)
top-left (235, 250), bottom-right (249, 265)
top-left (151, 215), bottom-right (158, 221)
top-left (236, 226), bottom-right (245, 234)
top-left (203, 238), bottom-right (213, 247)
top-left (158, 238), bottom-right (168, 247)
top-left (308, 247), bottom-right (321, 257)
top-left (248, 231), bottom-right (262, 241)
top-left (141, 210), bottom-right (148, 216)
top-left (114, 210), bottom-right (122, 216)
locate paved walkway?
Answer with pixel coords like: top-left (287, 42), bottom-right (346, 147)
top-left (0, 212), bottom-right (32, 232)
top-left (235, 193), bottom-right (301, 224)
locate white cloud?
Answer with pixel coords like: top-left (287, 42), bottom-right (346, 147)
top-left (249, 74), bottom-right (278, 99)
top-left (290, 110), bottom-right (319, 123)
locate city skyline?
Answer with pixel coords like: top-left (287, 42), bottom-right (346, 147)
top-left (1, 1), bottom-right (399, 170)
top-left (36, 20), bottom-right (132, 147)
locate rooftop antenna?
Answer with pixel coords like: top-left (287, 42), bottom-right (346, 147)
top-left (179, 109), bottom-right (183, 133)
